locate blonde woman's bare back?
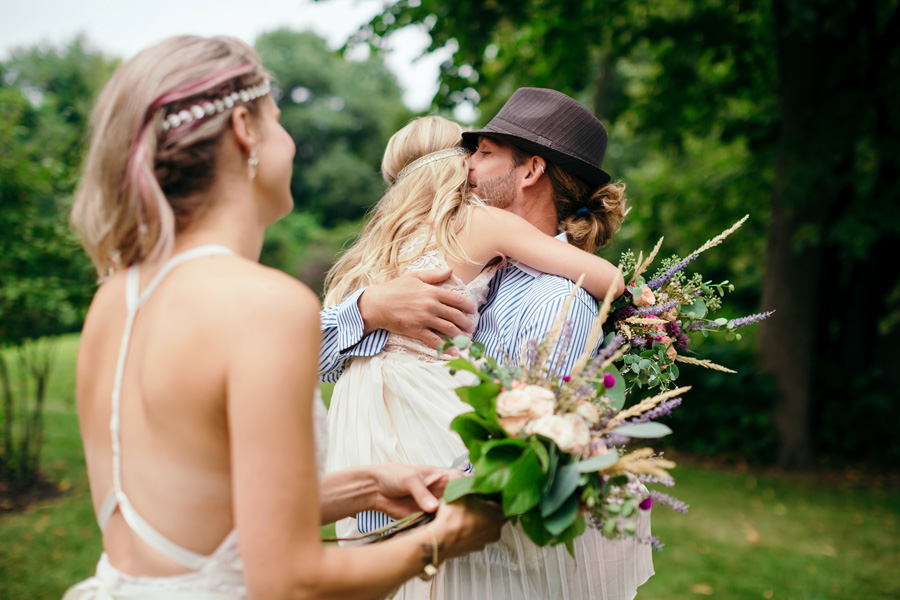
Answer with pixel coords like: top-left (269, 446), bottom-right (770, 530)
top-left (76, 250), bottom-right (319, 582)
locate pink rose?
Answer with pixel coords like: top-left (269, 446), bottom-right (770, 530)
top-left (575, 401), bottom-right (602, 426)
top-left (666, 308), bottom-right (678, 321)
top-left (633, 286), bottom-right (656, 307)
top-left (589, 439), bottom-right (609, 456)
top-left (495, 389), bottom-right (533, 418)
top-left (526, 415), bottom-right (577, 452)
top-left (666, 344), bottom-right (678, 362)
top-left (499, 415), bottom-right (529, 436)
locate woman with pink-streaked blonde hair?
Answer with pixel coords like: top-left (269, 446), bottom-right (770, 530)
top-left (65, 34), bottom-right (501, 600)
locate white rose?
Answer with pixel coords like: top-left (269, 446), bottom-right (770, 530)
top-left (499, 415), bottom-right (529, 436)
top-left (495, 389), bottom-right (533, 418)
top-left (564, 414), bottom-right (592, 454)
top-left (526, 415), bottom-right (577, 452)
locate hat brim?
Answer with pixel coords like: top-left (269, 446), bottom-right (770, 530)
top-left (462, 128), bottom-right (611, 188)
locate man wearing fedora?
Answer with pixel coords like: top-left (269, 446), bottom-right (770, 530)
top-left (318, 88), bottom-right (654, 598)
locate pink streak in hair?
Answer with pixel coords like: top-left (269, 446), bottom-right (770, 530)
top-left (127, 139), bottom-right (156, 216)
top-left (150, 63), bottom-right (253, 110)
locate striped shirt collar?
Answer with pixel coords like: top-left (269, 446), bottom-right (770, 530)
top-left (509, 231), bottom-right (569, 277)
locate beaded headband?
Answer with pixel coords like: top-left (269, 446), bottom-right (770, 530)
top-left (160, 80), bottom-right (272, 132)
top-left (395, 147), bottom-right (470, 182)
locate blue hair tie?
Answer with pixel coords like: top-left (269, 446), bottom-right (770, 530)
top-left (575, 207), bottom-right (591, 216)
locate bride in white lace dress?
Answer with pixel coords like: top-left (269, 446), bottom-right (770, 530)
top-left (64, 35), bottom-right (503, 600)
top-left (324, 116), bottom-right (646, 599)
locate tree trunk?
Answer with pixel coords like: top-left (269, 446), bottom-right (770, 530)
top-left (759, 0), bottom-right (847, 468)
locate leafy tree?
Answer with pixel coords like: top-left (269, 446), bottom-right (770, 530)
top-left (255, 29), bottom-right (412, 226)
top-left (339, 0), bottom-right (900, 467)
top-left (0, 38), bottom-right (114, 494)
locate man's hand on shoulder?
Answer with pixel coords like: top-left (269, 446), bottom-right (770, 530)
top-left (357, 268), bottom-right (478, 350)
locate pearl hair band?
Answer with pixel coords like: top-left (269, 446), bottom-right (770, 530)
top-left (160, 80), bottom-right (272, 132)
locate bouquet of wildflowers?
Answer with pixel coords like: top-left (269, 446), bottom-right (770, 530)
top-left (440, 285), bottom-right (687, 554)
top-left (609, 215), bottom-right (773, 391)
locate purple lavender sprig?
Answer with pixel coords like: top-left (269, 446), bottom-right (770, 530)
top-left (638, 535), bottom-right (665, 552)
top-left (628, 397), bottom-right (683, 424)
top-left (649, 490), bottom-right (690, 514)
top-left (727, 311), bottom-right (774, 329)
top-left (636, 298), bottom-right (680, 316)
top-left (648, 253), bottom-right (699, 290)
top-left (582, 335), bottom-right (625, 379)
top-left (637, 474), bottom-right (676, 487)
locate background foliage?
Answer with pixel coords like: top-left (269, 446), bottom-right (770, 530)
top-left (347, 0), bottom-right (900, 468)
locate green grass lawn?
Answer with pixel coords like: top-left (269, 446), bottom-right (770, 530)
top-left (1, 335), bottom-right (898, 599)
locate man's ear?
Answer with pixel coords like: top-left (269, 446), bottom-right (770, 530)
top-left (230, 106), bottom-right (258, 155)
top-left (520, 156), bottom-right (548, 190)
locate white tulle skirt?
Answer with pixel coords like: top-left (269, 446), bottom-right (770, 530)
top-left (327, 352), bottom-right (654, 600)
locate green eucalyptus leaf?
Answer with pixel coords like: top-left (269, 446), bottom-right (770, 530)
top-left (574, 452), bottom-right (619, 473)
top-left (613, 422), bottom-right (674, 439)
top-left (683, 298), bottom-right (708, 319)
top-left (452, 335), bottom-right (471, 349)
top-left (602, 364), bottom-right (626, 411)
top-left (714, 318), bottom-right (728, 326)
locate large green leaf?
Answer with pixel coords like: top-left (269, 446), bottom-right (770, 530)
top-left (540, 463), bottom-right (580, 517)
top-left (443, 475), bottom-right (475, 503)
top-left (501, 448), bottom-right (545, 516)
top-left (471, 438), bottom-right (529, 494)
top-left (544, 494), bottom-right (580, 535)
top-left (450, 412), bottom-right (501, 459)
top-left (454, 381), bottom-right (503, 421)
top-left (447, 357), bottom-right (492, 383)
top-left (612, 422), bottom-right (673, 438)
top-left (518, 510), bottom-right (551, 547)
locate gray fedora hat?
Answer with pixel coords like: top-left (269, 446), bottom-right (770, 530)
top-left (461, 87), bottom-right (611, 187)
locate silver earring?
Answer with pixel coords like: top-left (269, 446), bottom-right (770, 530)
top-left (248, 147), bottom-right (259, 180)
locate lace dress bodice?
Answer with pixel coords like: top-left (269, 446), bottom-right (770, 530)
top-left (383, 237), bottom-right (497, 362)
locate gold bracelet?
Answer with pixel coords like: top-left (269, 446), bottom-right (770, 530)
top-left (418, 524), bottom-right (439, 581)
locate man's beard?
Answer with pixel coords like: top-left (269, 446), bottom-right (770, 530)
top-left (473, 168), bottom-right (517, 210)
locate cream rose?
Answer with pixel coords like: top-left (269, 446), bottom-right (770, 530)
top-left (633, 285), bottom-right (656, 307)
top-left (499, 415), bottom-right (529, 436)
top-left (564, 414), bottom-right (592, 454)
top-left (523, 385), bottom-right (556, 419)
top-left (495, 389), bottom-right (533, 418)
top-left (526, 415), bottom-right (577, 452)
top-left (575, 401), bottom-right (602, 426)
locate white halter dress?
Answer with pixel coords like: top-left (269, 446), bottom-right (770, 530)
top-left (65, 246), bottom-right (329, 599)
top-left (326, 241), bottom-right (654, 600)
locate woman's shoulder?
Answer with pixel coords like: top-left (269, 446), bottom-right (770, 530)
top-left (202, 257), bottom-right (321, 325)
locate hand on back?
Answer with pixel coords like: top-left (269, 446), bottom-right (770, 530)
top-left (358, 268), bottom-right (478, 350)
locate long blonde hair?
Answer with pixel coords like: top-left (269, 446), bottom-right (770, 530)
top-left (72, 35), bottom-right (269, 276)
top-left (323, 116), bottom-right (478, 306)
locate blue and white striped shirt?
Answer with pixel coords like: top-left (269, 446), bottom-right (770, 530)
top-left (318, 234), bottom-right (603, 534)
top-left (318, 233), bottom-right (602, 383)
